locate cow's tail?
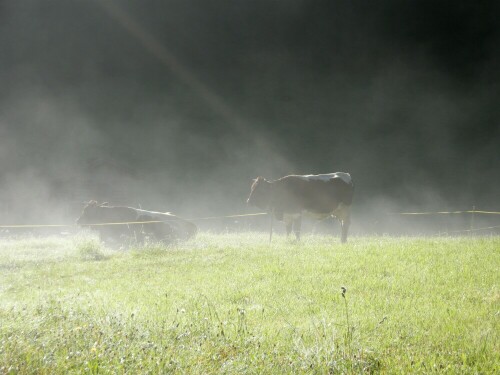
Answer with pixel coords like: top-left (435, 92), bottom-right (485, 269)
top-left (346, 178), bottom-right (355, 206)
top-left (334, 176), bottom-right (354, 206)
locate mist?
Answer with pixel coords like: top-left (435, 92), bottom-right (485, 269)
top-left (1, 0), bottom-right (499, 235)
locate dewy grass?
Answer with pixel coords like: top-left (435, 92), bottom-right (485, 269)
top-left (76, 239), bottom-right (107, 261)
top-left (0, 233), bottom-right (498, 373)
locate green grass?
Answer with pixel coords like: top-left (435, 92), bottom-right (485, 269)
top-left (0, 233), bottom-right (498, 374)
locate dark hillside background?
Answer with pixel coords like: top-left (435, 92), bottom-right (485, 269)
top-left (0, 0), bottom-right (499, 233)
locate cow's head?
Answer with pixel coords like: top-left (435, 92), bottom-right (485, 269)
top-left (247, 177), bottom-right (272, 209)
top-left (76, 201), bottom-right (108, 225)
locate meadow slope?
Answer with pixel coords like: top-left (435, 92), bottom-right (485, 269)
top-left (0, 233), bottom-right (498, 374)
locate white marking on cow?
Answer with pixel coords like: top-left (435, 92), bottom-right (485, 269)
top-left (331, 202), bottom-right (350, 220)
top-left (295, 172), bottom-right (352, 185)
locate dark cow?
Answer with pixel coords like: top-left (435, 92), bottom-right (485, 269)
top-left (77, 201), bottom-right (197, 245)
top-left (247, 172), bottom-right (354, 243)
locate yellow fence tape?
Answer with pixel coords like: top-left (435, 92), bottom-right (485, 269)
top-left (0, 210), bottom-right (499, 229)
top-left (0, 213), bottom-right (269, 229)
top-left (388, 210), bottom-right (500, 215)
top-left (186, 213), bottom-right (268, 221)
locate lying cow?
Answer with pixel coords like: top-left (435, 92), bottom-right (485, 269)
top-left (247, 172), bottom-right (354, 243)
top-left (76, 201), bottom-right (197, 245)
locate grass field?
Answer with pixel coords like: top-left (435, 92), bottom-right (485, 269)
top-left (0, 233), bottom-right (498, 374)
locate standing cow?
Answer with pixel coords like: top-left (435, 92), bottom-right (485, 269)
top-left (77, 201), bottom-right (197, 245)
top-left (247, 172), bottom-right (354, 243)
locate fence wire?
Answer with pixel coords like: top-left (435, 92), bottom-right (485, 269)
top-left (0, 210), bottom-right (498, 235)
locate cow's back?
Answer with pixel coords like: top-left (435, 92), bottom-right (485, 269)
top-left (136, 209), bottom-right (198, 239)
top-left (95, 206), bottom-right (139, 223)
top-left (273, 174), bottom-right (353, 214)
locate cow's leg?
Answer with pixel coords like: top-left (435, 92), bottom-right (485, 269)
top-left (135, 215), bottom-right (153, 243)
top-left (293, 215), bottom-right (302, 240)
top-left (134, 225), bottom-right (145, 244)
top-left (283, 214), bottom-right (294, 237)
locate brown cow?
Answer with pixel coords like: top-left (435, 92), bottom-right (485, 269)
top-left (77, 201), bottom-right (197, 245)
top-left (247, 172), bottom-right (354, 243)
